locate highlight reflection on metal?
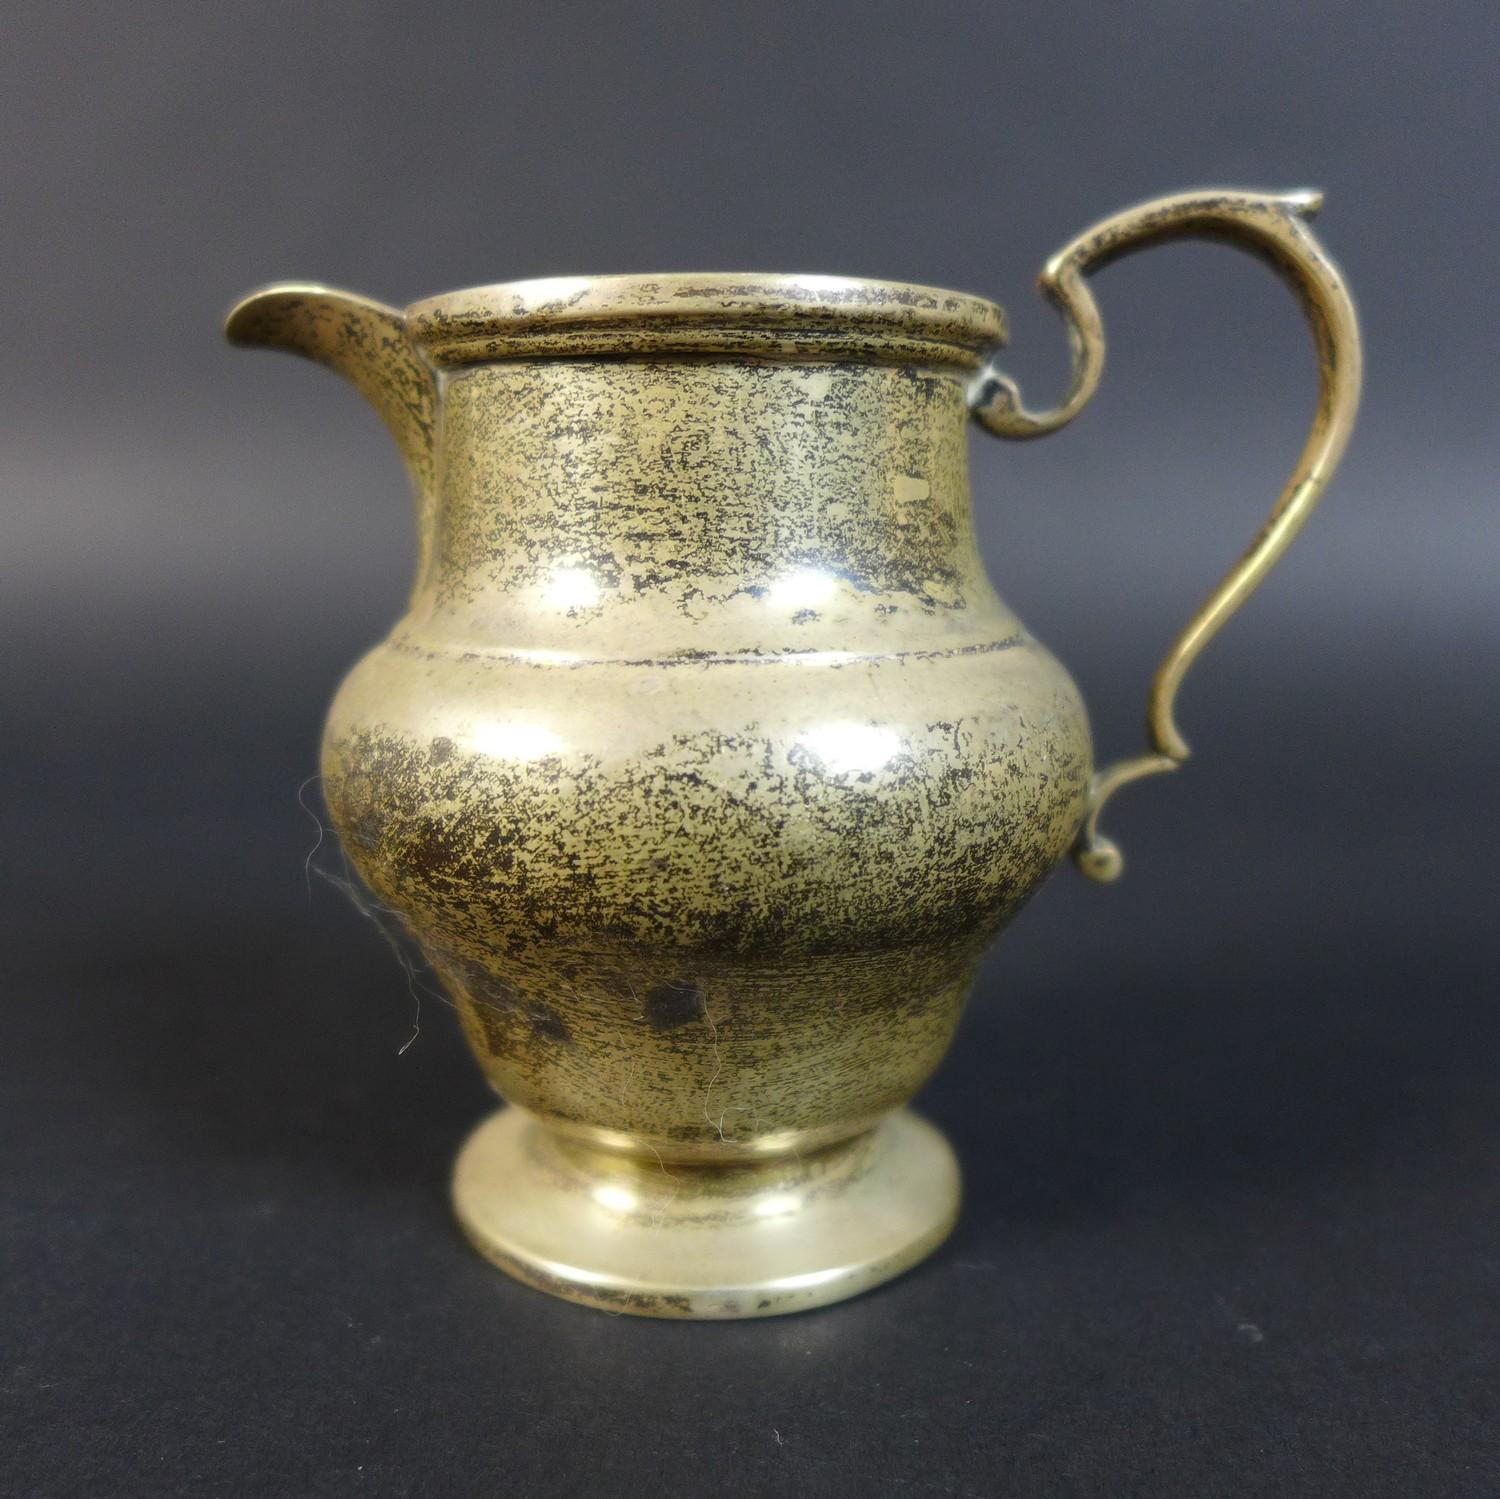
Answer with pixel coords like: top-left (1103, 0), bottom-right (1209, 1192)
top-left (226, 188), bottom-right (1360, 1318)
top-left (465, 722), bottom-right (565, 762)
top-left (798, 722), bottom-right (903, 776)
top-left (590, 1182), bottom-right (639, 1214)
top-left (541, 565), bottom-right (602, 613)
top-left (767, 566), bottom-right (840, 611)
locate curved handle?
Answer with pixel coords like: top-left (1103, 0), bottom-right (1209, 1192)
top-left (970, 188), bottom-right (1361, 882)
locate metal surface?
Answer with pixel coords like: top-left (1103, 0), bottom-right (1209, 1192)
top-left (226, 188), bottom-right (1359, 1317)
top-left (453, 1106), bottom-right (959, 1318)
top-left (971, 190), bottom-right (1363, 880)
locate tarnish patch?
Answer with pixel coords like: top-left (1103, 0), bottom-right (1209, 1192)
top-left (526, 1003), bottom-right (574, 1046)
top-left (644, 978), bottom-right (706, 1031)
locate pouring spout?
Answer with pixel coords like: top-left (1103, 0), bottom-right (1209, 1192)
top-left (225, 284), bottom-right (440, 585)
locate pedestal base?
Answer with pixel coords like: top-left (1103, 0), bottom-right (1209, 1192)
top-left (452, 1107), bottom-right (960, 1319)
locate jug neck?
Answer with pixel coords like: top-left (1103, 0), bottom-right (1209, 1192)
top-left (225, 274), bottom-right (1021, 659)
top-left (408, 355), bottom-right (1015, 660)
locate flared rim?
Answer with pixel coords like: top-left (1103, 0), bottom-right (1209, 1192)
top-left (405, 272), bottom-right (1007, 368)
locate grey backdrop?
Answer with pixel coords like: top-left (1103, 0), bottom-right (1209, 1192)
top-left (6, 3), bottom-right (1499, 1496)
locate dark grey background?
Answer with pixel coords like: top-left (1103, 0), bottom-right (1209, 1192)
top-left (5, 2), bottom-right (1498, 1495)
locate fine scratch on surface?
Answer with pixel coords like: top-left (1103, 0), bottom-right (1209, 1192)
top-left (315, 856), bottom-right (431, 1055)
top-left (702, 1002), bottom-right (726, 1141)
top-left (300, 780), bottom-right (446, 1054)
top-left (615, 1054), bottom-right (640, 1114)
top-left (645, 1142), bottom-right (682, 1232)
top-left (296, 774), bottom-right (325, 897)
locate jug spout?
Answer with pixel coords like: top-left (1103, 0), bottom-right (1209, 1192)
top-left (225, 284), bottom-right (440, 586)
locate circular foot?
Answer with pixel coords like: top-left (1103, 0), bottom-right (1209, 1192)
top-left (452, 1107), bottom-right (960, 1319)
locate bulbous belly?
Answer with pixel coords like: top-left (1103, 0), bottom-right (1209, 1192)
top-left (321, 633), bottom-right (1091, 1158)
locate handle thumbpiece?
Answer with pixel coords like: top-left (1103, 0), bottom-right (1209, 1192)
top-left (970, 189), bottom-right (1361, 882)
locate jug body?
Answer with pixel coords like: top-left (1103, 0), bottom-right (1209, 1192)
top-left (319, 282), bottom-right (1092, 1162)
top-left (228, 191), bottom-right (1360, 1315)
